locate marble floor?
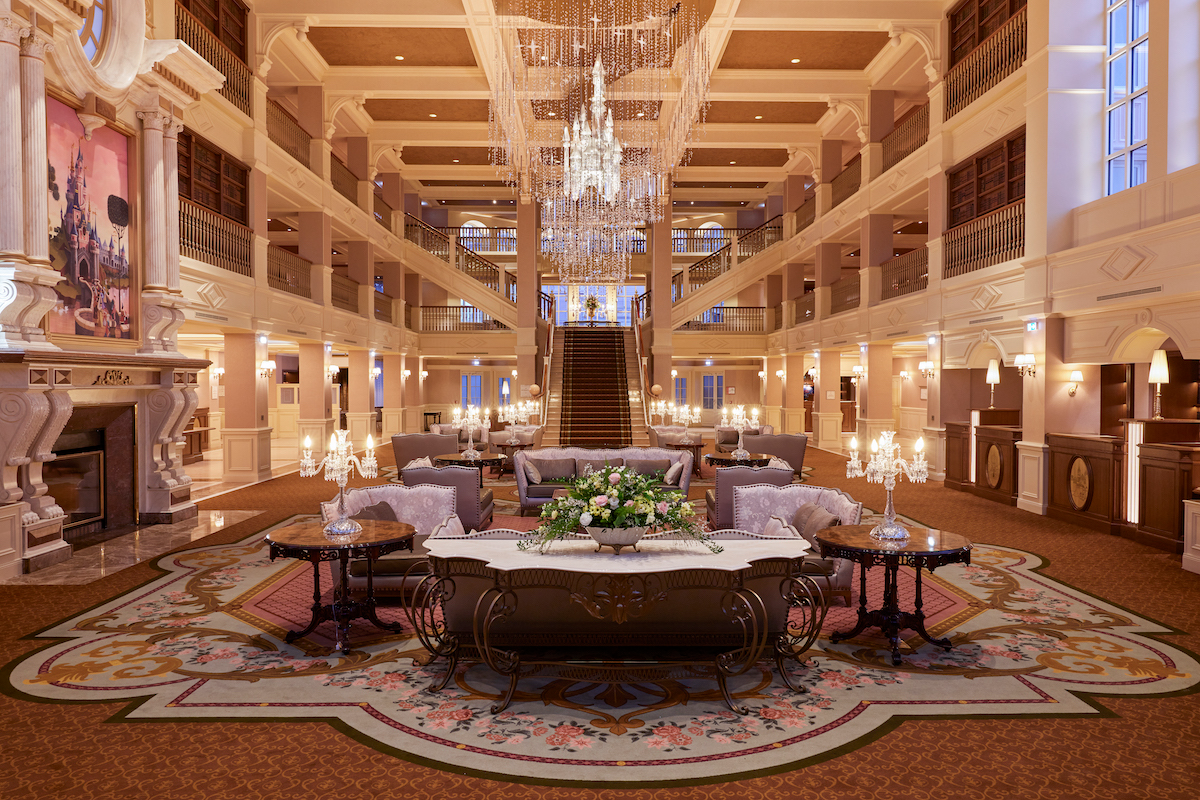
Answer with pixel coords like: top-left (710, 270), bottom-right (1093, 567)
top-left (186, 437), bottom-right (305, 503)
top-left (0, 510), bottom-right (263, 586)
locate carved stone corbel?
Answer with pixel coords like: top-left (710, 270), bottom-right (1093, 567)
top-left (0, 389), bottom-right (49, 504)
top-left (144, 382), bottom-right (186, 490)
top-left (19, 387), bottom-right (72, 520)
top-left (139, 292), bottom-right (189, 354)
top-left (163, 372), bottom-right (198, 486)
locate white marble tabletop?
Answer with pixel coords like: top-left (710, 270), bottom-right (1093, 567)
top-left (424, 535), bottom-right (811, 575)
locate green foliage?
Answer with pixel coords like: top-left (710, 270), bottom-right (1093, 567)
top-left (518, 463), bottom-right (721, 553)
top-left (48, 162), bottom-right (59, 202)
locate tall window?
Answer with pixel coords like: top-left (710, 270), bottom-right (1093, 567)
top-left (460, 373), bottom-right (482, 408)
top-left (674, 377), bottom-right (688, 407)
top-left (702, 374), bottom-right (724, 410)
top-left (1105, 0), bottom-right (1149, 194)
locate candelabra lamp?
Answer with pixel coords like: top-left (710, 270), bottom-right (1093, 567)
top-left (676, 404), bottom-right (702, 444)
top-left (497, 402), bottom-right (522, 444)
top-left (720, 404), bottom-right (760, 459)
top-left (301, 429), bottom-right (379, 540)
top-left (452, 405), bottom-right (490, 460)
top-left (846, 431), bottom-right (928, 541)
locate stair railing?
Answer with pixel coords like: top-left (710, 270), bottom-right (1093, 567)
top-left (670, 214), bottom-right (784, 298)
top-left (631, 307), bottom-right (653, 430)
top-left (404, 213), bottom-right (516, 304)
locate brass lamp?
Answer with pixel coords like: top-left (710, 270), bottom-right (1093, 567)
top-left (985, 359), bottom-right (1000, 408)
top-left (1149, 349), bottom-right (1170, 420)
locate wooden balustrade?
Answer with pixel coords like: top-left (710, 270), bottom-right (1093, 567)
top-left (793, 293), bottom-right (816, 325)
top-left (404, 214), bottom-right (451, 261)
top-left (945, 8), bottom-right (1028, 120)
top-left (175, 5), bottom-right (252, 117)
top-left (331, 158), bottom-right (358, 204)
top-left (374, 291), bottom-right (393, 323)
top-left (330, 274), bottom-right (360, 313)
top-left (539, 291), bottom-right (554, 321)
top-left (771, 303), bottom-right (782, 331)
top-left (404, 302), bottom-right (414, 329)
top-left (404, 215), bottom-right (517, 305)
top-left (437, 227), bottom-right (518, 253)
top-left (829, 275), bottom-right (861, 315)
top-left (504, 271), bottom-right (518, 303)
top-left (831, 160), bottom-right (862, 209)
top-left (373, 195), bottom-right (394, 230)
top-left (420, 305), bottom-right (507, 332)
top-left (266, 100), bottom-right (310, 169)
top-left (680, 306), bottom-right (765, 333)
top-left (180, 198), bottom-right (252, 276)
top-left (880, 247), bottom-right (929, 300)
top-left (634, 291), bottom-right (650, 321)
top-left (882, 104), bottom-right (930, 173)
top-left (266, 245), bottom-right (311, 298)
top-left (795, 197), bottom-right (816, 233)
top-left (669, 216), bottom-right (782, 301)
top-left (944, 200), bottom-right (1025, 278)
top-left (737, 217), bottom-right (783, 257)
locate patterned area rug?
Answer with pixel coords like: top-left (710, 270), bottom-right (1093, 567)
top-left (6, 514), bottom-right (1196, 786)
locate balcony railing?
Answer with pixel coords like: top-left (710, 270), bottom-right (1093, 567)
top-left (404, 214), bottom-right (516, 304)
top-left (176, 5), bottom-right (252, 117)
top-left (437, 227), bottom-right (518, 253)
top-left (420, 305), bottom-right (508, 332)
top-left (180, 198), bottom-right (252, 276)
top-left (404, 214), bottom-right (451, 260)
top-left (374, 291), bottom-right (393, 323)
top-left (793, 293), bottom-right (815, 326)
top-left (266, 100), bottom-right (310, 169)
top-left (331, 158), bottom-right (358, 204)
top-left (373, 195), bottom-right (394, 231)
top-left (540, 291), bottom-right (554, 321)
top-left (831, 160), bottom-right (862, 209)
top-left (266, 245), bottom-right (311, 298)
top-left (829, 274), bottom-right (861, 315)
top-left (634, 291), bottom-right (649, 321)
top-left (882, 104), bottom-right (930, 173)
top-left (945, 7), bottom-right (1028, 120)
top-left (673, 216), bottom-right (783, 299)
top-left (880, 247), bottom-right (930, 301)
top-left (404, 301), bottom-right (414, 330)
top-left (944, 200), bottom-right (1025, 279)
top-left (795, 197), bottom-right (817, 233)
top-left (770, 303), bottom-right (782, 332)
top-left (331, 274), bottom-right (360, 313)
top-left (679, 306), bottom-right (765, 333)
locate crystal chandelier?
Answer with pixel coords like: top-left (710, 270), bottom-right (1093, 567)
top-left (488, 0), bottom-right (710, 283)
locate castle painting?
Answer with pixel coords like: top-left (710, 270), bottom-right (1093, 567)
top-left (46, 97), bottom-right (133, 340)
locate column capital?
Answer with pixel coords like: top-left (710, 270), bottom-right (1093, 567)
top-left (137, 110), bottom-right (172, 132)
top-left (164, 118), bottom-right (184, 139)
top-left (0, 18), bottom-right (30, 47)
top-left (18, 28), bottom-right (51, 59)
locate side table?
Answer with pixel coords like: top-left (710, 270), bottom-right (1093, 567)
top-left (816, 525), bottom-right (972, 666)
top-left (265, 519), bottom-right (415, 654)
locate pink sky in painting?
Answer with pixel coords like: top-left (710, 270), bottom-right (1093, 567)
top-left (47, 97), bottom-right (130, 244)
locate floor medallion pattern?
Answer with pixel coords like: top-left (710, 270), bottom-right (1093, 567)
top-left (6, 517), bottom-right (1196, 785)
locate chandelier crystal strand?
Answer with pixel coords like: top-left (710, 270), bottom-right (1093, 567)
top-left (489, 0), bottom-right (709, 283)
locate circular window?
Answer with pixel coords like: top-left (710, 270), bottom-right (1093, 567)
top-left (77, 0), bottom-right (109, 63)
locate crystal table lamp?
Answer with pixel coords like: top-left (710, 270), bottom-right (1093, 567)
top-left (301, 429), bottom-right (378, 539)
top-left (846, 431), bottom-right (928, 540)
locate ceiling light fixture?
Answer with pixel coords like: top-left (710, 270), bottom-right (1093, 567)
top-left (790, 58), bottom-right (800, 63)
top-left (394, 55), bottom-right (404, 61)
top-left (754, 115), bottom-right (763, 120)
top-left (429, 113), bottom-right (437, 118)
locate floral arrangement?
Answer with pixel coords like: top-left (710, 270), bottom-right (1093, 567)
top-left (583, 294), bottom-right (601, 317)
top-left (519, 464), bottom-right (722, 553)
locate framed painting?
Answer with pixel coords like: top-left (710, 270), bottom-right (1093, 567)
top-left (46, 95), bottom-right (136, 341)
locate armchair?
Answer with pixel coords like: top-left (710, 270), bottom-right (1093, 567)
top-left (743, 433), bottom-right (808, 476)
top-left (391, 433), bottom-right (459, 470)
top-left (714, 425), bottom-right (774, 453)
top-left (705, 465), bottom-right (793, 530)
top-left (401, 464), bottom-right (494, 531)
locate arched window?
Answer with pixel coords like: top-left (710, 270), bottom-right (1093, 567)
top-left (77, 0), bottom-right (108, 62)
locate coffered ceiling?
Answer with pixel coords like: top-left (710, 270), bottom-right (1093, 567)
top-left (256, 0), bottom-right (942, 215)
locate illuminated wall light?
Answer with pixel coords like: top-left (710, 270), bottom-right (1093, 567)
top-left (1068, 370), bottom-right (1083, 397)
top-left (258, 360), bottom-right (276, 378)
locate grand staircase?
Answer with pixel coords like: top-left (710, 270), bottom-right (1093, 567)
top-left (543, 328), bottom-right (649, 448)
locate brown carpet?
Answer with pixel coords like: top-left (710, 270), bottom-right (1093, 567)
top-left (1, 446), bottom-right (1198, 799)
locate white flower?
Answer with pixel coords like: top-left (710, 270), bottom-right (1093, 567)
top-left (580, 512), bottom-right (593, 526)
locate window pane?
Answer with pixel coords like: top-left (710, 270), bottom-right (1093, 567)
top-left (715, 375), bottom-right (724, 409)
top-left (1108, 4), bottom-right (1127, 54)
top-left (674, 378), bottom-right (687, 406)
top-left (1130, 92), bottom-right (1148, 144)
top-left (1131, 41), bottom-right (1148, 91)
top-left (1107, 105), bottom-right (1127, 153)
top-left (1130, 146), bottom-right (1148, 187)
top-left (702, 375), bottom-right (715, 410)
top-left (1108, 54), bottom-right (1127, 103)
top-left (1132, 0), bottom-right (1149, 38)
top-left (1107, 155), bottom-right (1126, 195)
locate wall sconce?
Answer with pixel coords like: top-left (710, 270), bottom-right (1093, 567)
top-left (757, 370), bottom-right (766, 379)
top-left (512, 369), bottom-right (518, 379)
top-left (850, 377), bottom-right (857, 386)
top-left (328, 364), bottom-right (340, 378)
top-left (211, 367), bottom-right (225, 380)
top-left (258, 334), bottom-right (268, 345)
top-left (918, 360), bottom-right (936, 378)
top-left (258, 360), bottom-right (276, 378)
top-left (806, 367), bottom-right (817, 379)
top-left (420, 370), bottom-right (429, 380)
top-left (671, 369), bottom-right (678, 379)
top-left (1149, 349), bottom-right (1169, 420)
top-left (402, 369), bottom-right (412, 380)
top-left (776, 369), bottom-right (786, 380)
top-left (852, 365), bottom-right (865, 379)
top-left (371, 366), bottom-right (382, 380)
top-left (1014, 353), bottom-right (1037, 377)
top-left (985, 358), bottom-right (1000, 408)
top-left (899, 370), bottom-right (910, 380)
top-left (1068, 370), bottom-right (1083, 397)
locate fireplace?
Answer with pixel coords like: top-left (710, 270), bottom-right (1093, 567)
top-left (45, 405), bottom-right (137, 542)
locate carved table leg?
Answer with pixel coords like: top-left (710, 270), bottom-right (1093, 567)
top-left (910, 562), bottom-right (953, 651)
top-left (285, 554), bottom-right (328, 645)
top-left (829, 561), bottom-right (873, 644)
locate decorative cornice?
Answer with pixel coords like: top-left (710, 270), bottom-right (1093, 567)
top-left (152, 62), bottom-right (201, 102)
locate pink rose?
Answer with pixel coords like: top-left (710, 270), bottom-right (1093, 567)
top-left (624, 500), bottom-right (634, 507)
top-left (656, 501), bottom-right (669, 514)
top-left (608, 473), bottom-right (621, 484)
top-left (594, 495), bottom-right (608, 506)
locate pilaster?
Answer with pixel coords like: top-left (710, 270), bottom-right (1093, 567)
top-left (18, 26), bottom-right (50, 265)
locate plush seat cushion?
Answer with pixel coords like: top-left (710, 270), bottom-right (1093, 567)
top-left (529, 458), bottom-right (576, 481)
top-left (792, 502), bottom-right (841, 548)
top-left (715, 428), bottom-right (739, 445)
top-left (625, 458), bottom-right (671, 476)
top-left (576, 457), bottom-right (623, 475)
top-left (480, 488), bottom-right (494, 508)
top-left (351, 501), bottom-right (398, 522)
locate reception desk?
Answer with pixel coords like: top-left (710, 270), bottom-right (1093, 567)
top-left (1123, 419), bottom-right (1200, 553)
top-left (1047, 434), bottom-right (1123, 534)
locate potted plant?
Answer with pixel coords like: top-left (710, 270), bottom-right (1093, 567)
top-left (519, 464), bottom-right (722, 555)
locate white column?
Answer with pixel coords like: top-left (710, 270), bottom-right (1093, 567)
top-left (163, 118), bottom-right (183, 293)
top-left (19, 27), bottom-right (51, 264)
top-left (138, 109), bottom-right (169, 290)
top-left (0, 17), bottom-right (27, 259)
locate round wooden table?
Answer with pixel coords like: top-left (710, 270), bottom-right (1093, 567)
top-left (815, 525), bottom-right (972, 666)
top-left (265, 519), bottom-right (415, 654)
top-left (705, 452), bottom-right (773, 468)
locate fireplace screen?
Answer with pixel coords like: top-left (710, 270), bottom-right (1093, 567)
top-left (44, 450), bottom-right (105, 530)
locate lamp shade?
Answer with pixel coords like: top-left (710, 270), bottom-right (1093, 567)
top-left (1069, 370), bottom-right (1084, 383)
top-left (985, 359), bottom-right (1000, 385)
top-left (1149, 349), bottom-right (1170, 384)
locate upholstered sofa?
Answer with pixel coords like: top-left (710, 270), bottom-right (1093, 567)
top-left (743, 433), bottom-right (808, 476)
top-left (401, 464), bottom-right (494, 531)
top-left (705, 465), bottom-right (793, 529)
top-left (648, 425), bottom-right (692, 447)
top-left (391, 432), bottom-right (459, 470)
top-left (318, 483), bottom-right (458, 601)
top-left (429, 423), bottom-right (491, 453)
top-left (513, 446), bottom-right (693, 515)
top-left (487, 425), bottom-right (544, 448)
top-left (714, 425), bottom-right (774, 453)
top-left (731, 483), bottom-right (863, 606)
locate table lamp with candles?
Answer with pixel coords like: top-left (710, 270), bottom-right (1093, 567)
top-left (301, 429), bottom-right (379, 539)
top-left (846, 431), bottom-right (928, 540)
